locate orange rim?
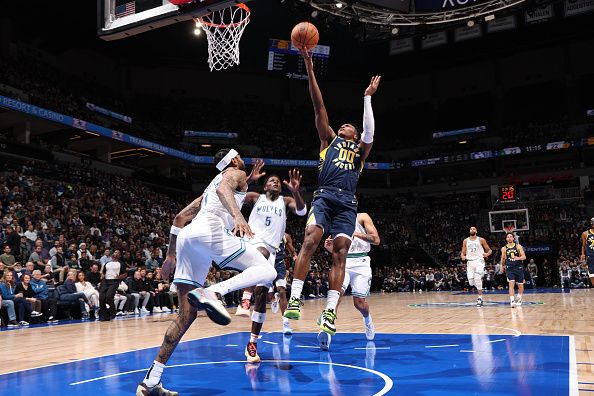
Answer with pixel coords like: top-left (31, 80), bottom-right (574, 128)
top-left (193, 3), bottom-right (250, 28)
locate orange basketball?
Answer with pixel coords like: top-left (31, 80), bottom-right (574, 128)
top-left (291, 22), bottom-right (319, 51)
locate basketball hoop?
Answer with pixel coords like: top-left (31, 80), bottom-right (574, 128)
top-left (194, 3), bottom-right (250, 71)
top-left (503, 225), bottom-right (515, 234)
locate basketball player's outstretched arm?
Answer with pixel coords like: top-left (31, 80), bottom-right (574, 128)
top-left (500, 247), bottom-right (506, 273)
top-left (301, 50), bottom-right (335, 149)
top-left (285, 233), bottom-right (297, 261)
top-left (162, 195), bottom-right (203, 279)
top-left (283, 169), bottom-right (306, 215)
top-left (360, 75), bottom-right (381, 161)
top-left (216, 169), bottom-right (253, 238)
top-left (353, 213), bottom-right (381, 245)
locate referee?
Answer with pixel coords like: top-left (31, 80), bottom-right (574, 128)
top-left (99, 250), bottom-right (127, 321)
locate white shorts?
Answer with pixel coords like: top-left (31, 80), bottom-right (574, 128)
top-left (342, 256), bottom-right (372, 298)
top-left (248, 237), bottom-right (277, 288)
top-left (174, 212), bottom-right (267, 288)
top-left (467, 258), bottom-right (485, 280)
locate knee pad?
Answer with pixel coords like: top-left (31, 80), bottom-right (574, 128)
top-left (251, 311), bottom-right (266, 324)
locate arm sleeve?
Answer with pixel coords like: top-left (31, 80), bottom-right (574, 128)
top-left (361, 96), bottom-right (375, 144)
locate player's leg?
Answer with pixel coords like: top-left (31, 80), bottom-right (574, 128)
top-left (285, 196), bottom-right (331, 320)
top-left (205, 241), bottom-right (276, 298)
top-left (235, 286), bottom-right (253, 317)
top-left (516, 268), bottom-right (524, 306)
top-left (466, 262), bottom-right (476, 294)
top-left (284, 224), bottom-right (324, 320)
top-left (350, 262), bottom-right (374, 340)
top-left (275, 281), bottom-right (292, 334)
top-left (137, 283), bottom-right (197, 396)
top-left (474, 261), bottom-right (485, 307)
top-left (508, 277), bottom-right (516, 307)
top-left (245, 247), bottom-right (271, 363)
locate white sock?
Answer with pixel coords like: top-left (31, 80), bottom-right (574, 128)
top-left (325, 290), bottom-right (340, 311)
top-left (290, 279), bottom-right (304, 299)
top-left (207, 265), bottom-right (275, 296)
top-left (242, 291), bottom-right (252, 301)
top-left (282, 316), bottom-right (289, 325)
top-left (510, 296), bottom-right (515, 302)
top-left (250, 333), bottom-right (258, 343)
top-left (144, 361), bottom-right (165, 388)
top-left (363, 314), bottom-right (372, 326)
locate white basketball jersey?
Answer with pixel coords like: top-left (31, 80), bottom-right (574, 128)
top-left (466, 236), bottom-right (485, 260)
top-left (248, 194), bottom-right (286, 249)
top-left (348, 216), bottom-right (371, 255)
top-left (199, 172), bottom-right (246, 230)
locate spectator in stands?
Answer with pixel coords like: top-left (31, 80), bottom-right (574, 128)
top-left (31, 270), bottom-right (57, 322)
top-left (23, 261), bottom-right (35, 277)
top-left (59, 270), bottom-right (90, 319)
top-left (29, 245), bottom-right (45, 270)
top-left (3, 226), bottom-right (20, 260)
top-left (1, 245), bottom-right (16, 268)
top-left (15, 273), bottom-right (43, 318)
top-left (99, 248), bottom-right (111, 267)
top-left (527, 259), bottom-right (538, 288)
top-left (1, 270), bottom-right (31, 325)
top-left (145, 249), bottom-right (160, 272)
top-left (98, 249), bottom-right (127, 321)
top-left (12, 262), bottom-right (23, 283)
top-left (66, 253), bottom-right (79, 271)
top-left (42, 264), bottom-right (55, 285)
top-left (24, 224), bottom-right (37, 246)
top-left (50, 245), bottom-right (68, 283)
top-left (152, 270), bottom-right (171, 313)
top-left (559, 263), bottom-right (571, 289)
top-left (114, 280), bottom-right (129, 316)
top-left (77, 243), bottom-right (93, 271)
top-left (19, 235), bottom-right (31, 262)
top-left (76, 271), bottom-right (100, 318)
top-left (0, 293), bottom-right (19, 327)
top-left (85, 263), bottom-right (101, 288)
top-left (128, 270), bottom-right (149, 314)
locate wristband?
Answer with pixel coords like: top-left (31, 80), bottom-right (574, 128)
top-left (295, 205), bottom-right (307, 216)
top-left (170, 225), bottom-right (182, 236)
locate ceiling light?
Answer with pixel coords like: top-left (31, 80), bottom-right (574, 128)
top-left (467, 20), bottom-right (475, 27)
top-left (336, 2), bottom-right (344, 8)
top-left (391, 27), bottom-right (399, 35)
top-left (484, 14), bottom-right (495, 21)
top-left (193, 27), bottom-right (202, 36)
top-left (311, 10), bottom-right (319, 18)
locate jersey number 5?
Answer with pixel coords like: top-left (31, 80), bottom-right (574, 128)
top-left (265, 217), bottom-right (271, 226)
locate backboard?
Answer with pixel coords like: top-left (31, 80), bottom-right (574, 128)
top-left (97, 0), bottom-right (249, 41)
top-left (488, 208), bottom-right (530, 233)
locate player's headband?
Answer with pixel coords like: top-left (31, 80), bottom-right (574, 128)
top-left (216, 149), bottom-right (238, 171)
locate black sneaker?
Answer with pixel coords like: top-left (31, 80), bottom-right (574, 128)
top-left (244, 341), bottom-right (261, 363)
top-left (7, 320), bottom-right (19, 327)
top-left (283, 296), bottom-right (303, 320)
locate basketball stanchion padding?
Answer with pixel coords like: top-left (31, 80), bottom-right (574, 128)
top-left (194, 3), bottom-right (250, 71)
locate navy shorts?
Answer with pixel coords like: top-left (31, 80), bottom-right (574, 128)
top-left (306, 188), bottom-right (357, 239)
top-left (506, 264), bottom-right (524, 283)
top-left (274, 252), bottom-right (287, 281)
top-left (587, 256), bottom-right (594, 275)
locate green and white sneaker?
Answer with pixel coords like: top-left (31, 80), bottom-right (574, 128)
top-left (283, 296), bottom-right (303, 320)
top-left (317, 309), bottom-right (337, 335)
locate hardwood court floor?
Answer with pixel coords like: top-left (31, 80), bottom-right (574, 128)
top-left (2, 290), bottom-right (593, 393)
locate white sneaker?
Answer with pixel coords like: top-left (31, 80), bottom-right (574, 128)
top-left (140, 307), bottom-right (150, 315)
top-left (153, 307), bottom-right (162, 313)
top-left (317, 331), bottom-right (331, 351)
top-left (511, 300), bottom-right (516, 308)
top-left (134, 308), bottom-right (139, 315)
top-left (365, 322), bottom-right (376, 341)
top-left (31, 311), bottom-right (42, 317)
top-left (115, 311), bottom-right (124, 316)
top-left (161, 307), bottom-right (171, 312)
top-left (188, 288), bottom-right (232, 326)
top-left (271, 292), bottom-right (280, 314)
top-left (19, 321), bottom-right (29, 326)
top-left (515, 296), bottom-right (522, 306)
top-left (282, 319), bottom-right (293, 335)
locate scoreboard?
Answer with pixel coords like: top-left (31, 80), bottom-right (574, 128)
top-left (267, 39), bottom-right (330, 80)
top-left (498, 185), bottom-right (517, 203)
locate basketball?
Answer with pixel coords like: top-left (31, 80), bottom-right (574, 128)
top-left (291, 22), bottom-right (319, 51)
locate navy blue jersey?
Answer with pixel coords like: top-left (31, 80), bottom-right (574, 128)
top-left (587, 230), bottom-right (594, 256)
top-left (318, 136), bottom-right (363, 192)
top-left (505, 243), bottom-right (521, 266)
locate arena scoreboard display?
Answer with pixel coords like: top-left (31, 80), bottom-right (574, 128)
top-left (267, 39), bottom-right (330, 80)
top-left (499, 185), bottom-right (517, 203)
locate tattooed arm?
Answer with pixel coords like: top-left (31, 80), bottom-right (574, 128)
top-left (162, 195), bottom-right (203, 279)
top-left (216, 168), bottom-right (253, 238)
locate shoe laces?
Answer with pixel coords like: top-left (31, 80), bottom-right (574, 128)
top-left (247, 342), bottom-right (258, 357)
top-left (289, 296), bottom-right (303, 307)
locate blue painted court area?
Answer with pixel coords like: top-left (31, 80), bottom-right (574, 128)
top-left (2, 332), bottom-right (575, 395)
top-left (453, 288), bottom-right (569, 295)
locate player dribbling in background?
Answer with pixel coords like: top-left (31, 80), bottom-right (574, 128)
top-left (501, 232), bottom-right (527, 307)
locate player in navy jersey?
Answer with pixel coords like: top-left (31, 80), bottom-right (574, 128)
top-left (581, 217), bottom-right (594, 282)
top-left (284, 49), bottom-right (381, 336)
top-left (501, 232), bottom-right (527, 308)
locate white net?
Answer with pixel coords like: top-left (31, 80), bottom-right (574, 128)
top-left (195, 4), bottom-right (250, 72)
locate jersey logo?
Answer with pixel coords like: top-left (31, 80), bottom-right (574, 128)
top-left (332, 140), bottom-right (360, 171)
